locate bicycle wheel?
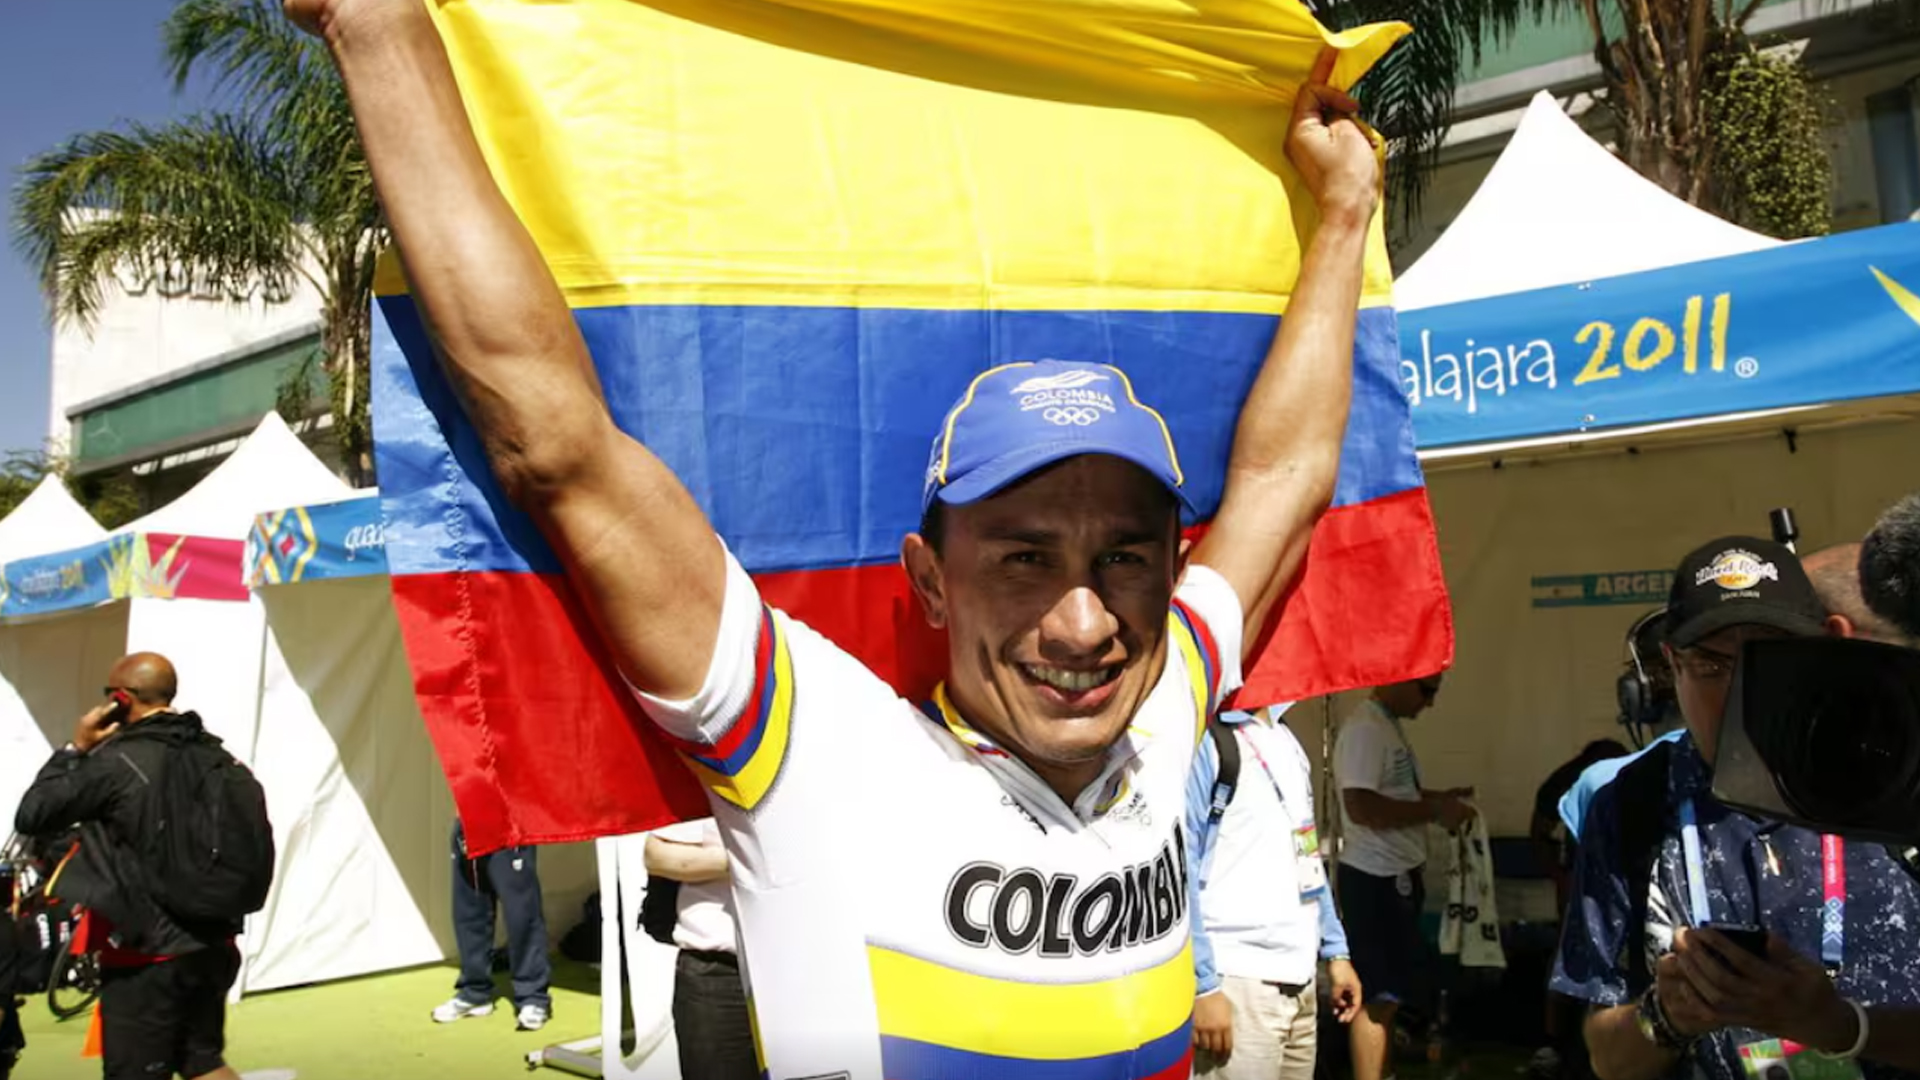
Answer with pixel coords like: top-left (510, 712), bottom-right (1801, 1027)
top-left (46, 948), bottom-right (99, 1021)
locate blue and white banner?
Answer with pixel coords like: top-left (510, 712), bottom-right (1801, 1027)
top-left (248, 496), bottom-right (388, 587)
top-left (1401, 222), bottom-right (1920, 448)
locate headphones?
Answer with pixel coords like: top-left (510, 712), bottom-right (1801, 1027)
top-left (1616, 608), bottom-right (1669, 732)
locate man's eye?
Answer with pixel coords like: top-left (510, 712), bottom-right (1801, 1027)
top-left (1097, 551), bottom-right (1147, 568)
top-left (1004, 551), bottom-right (1046, 567)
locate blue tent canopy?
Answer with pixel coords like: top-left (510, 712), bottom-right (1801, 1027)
top-left (1400, 221), bottom-right (1920, 450)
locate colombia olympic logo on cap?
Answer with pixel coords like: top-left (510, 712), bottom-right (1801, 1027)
top-left (1696, 549), bottom-right (1780, 591)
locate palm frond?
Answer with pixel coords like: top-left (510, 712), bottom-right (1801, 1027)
top-left (165, 0), bottom-right (349, 158)
top-left (12, 115), bottom-right (306, 327)
top-left (1315, 0), bottom-right (1568, 233)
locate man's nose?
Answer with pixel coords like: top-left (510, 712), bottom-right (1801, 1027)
top-left (1038, 586), bottom-right (1120, 659)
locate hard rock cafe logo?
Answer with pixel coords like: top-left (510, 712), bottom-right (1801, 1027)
top-left (1697, 549), bottom-right (1779, 592)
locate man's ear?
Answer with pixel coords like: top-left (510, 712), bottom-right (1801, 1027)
top-left (902, 533), bottom-right (948, 630)
top-left (1826, 614), bottom-right (1856, 639)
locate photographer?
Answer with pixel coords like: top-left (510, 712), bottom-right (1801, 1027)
top-left (1552, 538), bottom-right (1920, 1080)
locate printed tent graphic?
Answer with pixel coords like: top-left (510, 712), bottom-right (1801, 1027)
top-left (0, 475), bottom-right (107, 831)
top-left (371, 0), bottom-right (1451, 854)
top-left (1395, 92), bottom-right (1920, 451)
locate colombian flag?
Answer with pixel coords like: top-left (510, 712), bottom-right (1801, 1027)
top-left (372, 0), bottom-right (1453, 852)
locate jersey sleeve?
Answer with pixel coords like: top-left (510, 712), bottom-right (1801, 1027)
top-left (628, 545), bottom-right (793, 813)
top-left (1549, 785), bottom-right (1635, 1006)
top-left (1170, 563), bottom-right (1245, 710)
top-left (1334, 715), bottom-right (1389, 793)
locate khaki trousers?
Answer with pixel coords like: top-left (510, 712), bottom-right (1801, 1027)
top-left (1194, 975), bottom-right (1319, 1080)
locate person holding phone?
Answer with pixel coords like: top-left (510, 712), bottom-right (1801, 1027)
top-left (13, 653), bottom-right (259, 1080)
top-left (1551, 538), bottom-right (1920, 1080)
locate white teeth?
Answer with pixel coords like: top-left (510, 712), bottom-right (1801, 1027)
top-left (1022, 665), bottom-right (1115, 693)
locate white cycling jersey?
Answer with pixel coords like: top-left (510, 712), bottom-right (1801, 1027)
top-left (634, 545), bottom-right (1242, 1080)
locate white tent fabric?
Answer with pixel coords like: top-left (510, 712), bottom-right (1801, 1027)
top-left (243, 573), bottom-right (458, 991)
top-left (1394, 91), bottom-right (1780, 313)
top-left (0, 477), bottom-right (108, 829)
top-left (239, 490), bottom-right (603, 993)
top-left (0, 475), bottom-right (104, 563)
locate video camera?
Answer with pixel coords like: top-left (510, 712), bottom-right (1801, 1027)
top-left (1709, 507), bottom-right (1920, 848)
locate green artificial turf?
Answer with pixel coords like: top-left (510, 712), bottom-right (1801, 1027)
top-left (13, 959), bottom-right (606, 1080)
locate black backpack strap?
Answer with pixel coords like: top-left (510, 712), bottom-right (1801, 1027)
top-left (1205, 715), bottom-right (1240, 826)
top-left (1614, 740), bottom-right (1676, 997)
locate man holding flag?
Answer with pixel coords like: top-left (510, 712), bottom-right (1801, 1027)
top-left (290, 0), bottom-right (1382, 1075)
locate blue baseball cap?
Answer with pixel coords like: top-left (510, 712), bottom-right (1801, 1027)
top-left (921, 360), bottom-right (1193, 516)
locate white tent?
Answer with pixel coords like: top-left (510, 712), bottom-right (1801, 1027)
top-left (1395, 91), bottom-right (1780, 313)
top-left (0, 475), bottom-right (105, 564)
top-left (0, 414), bottom-right (356, 988)
top-left (1348, 94), bottom-right (1920, 858)
top-left (240, 492), bottom-right (601, 995)
top-left (0, 477), bottom-right (110, 831)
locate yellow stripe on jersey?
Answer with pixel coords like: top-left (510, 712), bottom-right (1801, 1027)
top-left (868, 942), bottom-right (1195, 1061)
top-left (1168, 611), bottom-right (1212, 746)
top-left (681, 611), bottom-right (796, 811)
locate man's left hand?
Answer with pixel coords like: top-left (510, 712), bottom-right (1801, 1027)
top-left (1283, 48), bottom-right (1378, 228)
top-left (72, 703), bottom-right (122, 753)
top-left (1328, 958), bottom-right (1363, 1023)
top-left (1671, 928), bottom-right (1859, 1050)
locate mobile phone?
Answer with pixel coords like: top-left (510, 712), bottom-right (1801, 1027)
top-left (107, 689), bottom-right (134, 714)
top-left (1705, 922), bottom-right (1769, 959)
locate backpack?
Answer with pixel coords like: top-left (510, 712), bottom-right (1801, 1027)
top-left (1610, 739), bottom-right (1678, 997)
top-left (132, 720), bottom-right (276, 924)
top-left (1203, 715), bottom-right (1242, 829)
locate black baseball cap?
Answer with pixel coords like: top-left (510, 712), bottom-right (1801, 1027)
top-left (1666, 536), bottom-right (1829, 648)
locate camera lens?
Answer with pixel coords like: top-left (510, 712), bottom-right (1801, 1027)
top-left (1773, 661), bottom-right (1920, 827)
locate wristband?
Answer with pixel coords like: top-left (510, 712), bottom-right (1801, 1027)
top-left (1637, 986), bottom-right (1695, 1053)
top-left (1816, 999), bottom-right (1869, 1061)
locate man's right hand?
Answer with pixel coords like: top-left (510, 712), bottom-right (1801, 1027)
top-left (72, 702), bottom-right (122, 754)
top-left (1654, 952), bottom-right (1724, 1039)
top-left (1431, 794), bottom-right (1476, 832)
top-left (1193, 990), bottom-right (1233, 1058)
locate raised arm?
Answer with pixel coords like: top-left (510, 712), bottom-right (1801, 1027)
top-left (1188, 48), bottom-right (1377, 649)
top-left (289, 0), bottom-right (723, 698)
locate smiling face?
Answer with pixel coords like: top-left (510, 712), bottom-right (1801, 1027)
top-left (902, 455), bottom-right (1183, 798)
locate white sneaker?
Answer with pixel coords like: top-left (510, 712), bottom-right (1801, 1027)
top-left (517, 1003), bottom-right (550, 1032)
top-left (431, 996), bottom-right (495, 1023)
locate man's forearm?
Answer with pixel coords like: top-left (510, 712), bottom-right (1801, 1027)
top-left (1585, 1003), bottom-right (1679, 1080)
top-left (1192, 208), bottom-right (1370, 637)
top-left (319, 3), bottom-right (608, 486)
top-left (643, 837), bottom-right (730, 883)
top-left (1861, 1007), bottom-right (1920, 1069)
top-left (1343, 789), bottom-right (1434, 831)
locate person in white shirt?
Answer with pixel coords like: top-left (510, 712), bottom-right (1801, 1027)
top-left (645, 820), bottom-right (754, 1080)
top-left (1187, 705), bottom-right (1363, 1080)
top-left (1334, 675), bottom-right (1475, 1080)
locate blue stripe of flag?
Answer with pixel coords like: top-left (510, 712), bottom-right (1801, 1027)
top-left (373, 299), bottom-right (1417, 578)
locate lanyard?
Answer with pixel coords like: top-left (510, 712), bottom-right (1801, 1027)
top-left (1820, 834), bottom-right (1845, 973)
top-left (1677, 799), bottom-right (1845, 970)
top-left (1241, 727), bottom-right (1299, 821)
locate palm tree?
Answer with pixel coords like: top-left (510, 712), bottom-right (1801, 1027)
top-left (12, 0), bottom-right (383, 484)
